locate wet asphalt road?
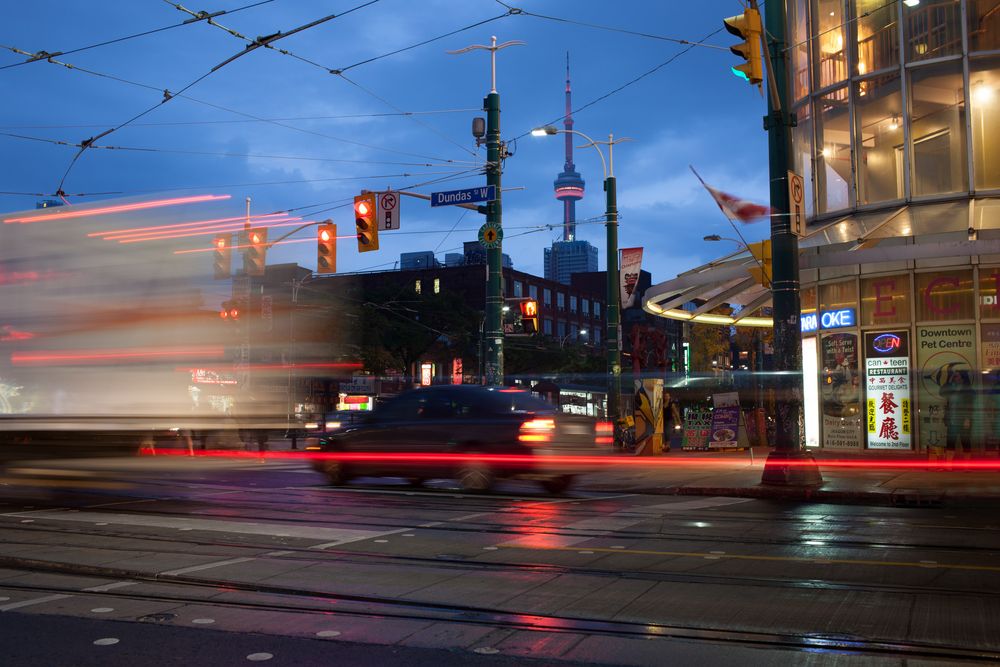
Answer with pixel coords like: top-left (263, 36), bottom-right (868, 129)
top-left (0, 457), bottom-right (999, 666)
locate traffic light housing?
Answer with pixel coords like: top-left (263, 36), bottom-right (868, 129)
top-left (354, 193), bottom-right (379, 252)
top-left (747, 239), bottom-right (772, 287)
top-left (317, 221), bottom-right (337, 274)
top-left (245, 228), bottom-right (268, 276)
top-left (520, 299), bottom-right (538, 334)
top-left (723, 7), bottom-right (763, 87)
top-left (220, 299), bottom-right (241, 321)
top-left (212, 233), bottom-right (232, 280)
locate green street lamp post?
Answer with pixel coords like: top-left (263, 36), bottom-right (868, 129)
top-left (532, 125), bottom-right (631, 423)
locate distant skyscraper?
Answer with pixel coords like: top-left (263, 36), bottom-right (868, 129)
top-left (553, 53), bottom-right (585, 242)
top-left (544, 54), bottom-right (597, 286)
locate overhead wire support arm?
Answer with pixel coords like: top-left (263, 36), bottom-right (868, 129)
top-left (362, 188), bottom-right (487, 214)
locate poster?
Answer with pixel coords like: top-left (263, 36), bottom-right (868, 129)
top-left (917, 324), bottom-right (977, 451)
top-left (620, 247), bottom-right (643, 309)
top-left (707, 392), bottom-right (740, 449)
top-left (803, 337), bottom-right (820, 448)
top-left (681, 407), bottom-right (713, 450)
top-left (633, 378), bottom-right (664, 455)
top-left (822, 333), bottom-right (862, 448)
top-left (982, 324), bottom-right (1000, 370)
top-left (864, 331), bottom-right (911, 450)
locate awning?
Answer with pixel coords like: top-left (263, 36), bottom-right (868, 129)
top-left (644, 198), bottom-right (1000, 328)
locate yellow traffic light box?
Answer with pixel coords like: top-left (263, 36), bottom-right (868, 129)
top-left (747, 239), bottom-right (772, 287)
top-left (354, 194), bottom-right (379, 252)
top-left (723, 8), bottom-right (763, 88)
top-left (317, 222), bottom-right (337, 274)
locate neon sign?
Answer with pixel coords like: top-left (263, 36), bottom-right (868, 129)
top-left (800, 308), bottom-right (856, 333)
top-left (872, 333), bottom-right (902, 354)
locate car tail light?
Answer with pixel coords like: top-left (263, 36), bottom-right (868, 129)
top-left (595, 420), bottom-right (614, 445)
top-left (518, 418), bottom-right (555, 444)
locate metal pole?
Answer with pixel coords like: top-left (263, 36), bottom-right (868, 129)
top-left (760, 0), bottom-right (821, 485)
top-left (483, 89), bottom-right (504, 386)
top-left (605, 173), bottom-right (621, 423)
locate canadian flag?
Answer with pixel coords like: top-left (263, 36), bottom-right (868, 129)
top-left (691, 166), bottom-right (771, 223)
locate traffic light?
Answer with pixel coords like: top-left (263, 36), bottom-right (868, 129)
top-left (747, 239), bottom-right (772, 287)
top-left (520, 299), bottom-right (538, 334)
top-left (317, 222), bottom-right (337, 274)
top-left (219, 299), bottom-right (241, 321)
top-left (354, 193), bottom-right (379, 252)
top-left (212, 233), bottom-right (232, 280)
top-left (723, 7), bottom-right (763, 87)
top-left (245, 228), bottom-right (268, 276)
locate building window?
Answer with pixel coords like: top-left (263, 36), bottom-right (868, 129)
top-left (570, 324), bottom-right (578, 339)
top-left (415, 279), bottom-right (421, 294)
top-left (971, 56), bottom-right (1000, 191)
top-left (789, 0), bottom-right (810, 101)
top-left (557, 321), bottom-right (566, 337)
top-left (543, 288), bottom-right (552, 306)
top-left (513, 281), bottom-right (523, 297)
top-left (557, 293), bottom-right (565, 311)
top-left (543, 318), bottom-right (553, 335)
top-left (816, 87), bottom-right (851, 213)
top-left (594, 302), bottom-right (601, 319)
top-left (916, 270), bottom-right (974, 322)
top-left (909, 61), bottom-right (968, 197)
top-left (593, 328), bottom-right (601, 345)
top-left (529, 285), bottom-right (538, 299)
top-left (852, 0), bottom-right (898, 76)
top-left (570, 296), bottom-right (578, 313)
top-left (969, 0), bottom-right (1000, 52)
top-left (860, 274), bottom-right (911, 326)
top-left (855, 73), bottom-right (904, 204)
top-left (814, 0), bottom-right (847, 89)
top-left (791, 101), bottom-right (815, 217)
top-left (433, 277), bottom-right (440, 294)
top-left (903, 0), bottom-right (962, 63)
top-left (582, 298), bottom-right (590, 315)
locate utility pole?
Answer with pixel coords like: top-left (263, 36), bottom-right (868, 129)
top-left (757, 0), bottom-right (821, 485)
top-left (605, 160), bottom-right (622, 424)
top-left (448, 36), bottom-right (524, 386)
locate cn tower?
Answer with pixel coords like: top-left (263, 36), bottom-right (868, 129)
top-left (553, 53), bottom-right (584, 241)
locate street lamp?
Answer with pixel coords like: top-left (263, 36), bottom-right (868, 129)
top-left (703, 234), bottom-right (747, 247)
top-left (532, 124), bottom-right (631, 425)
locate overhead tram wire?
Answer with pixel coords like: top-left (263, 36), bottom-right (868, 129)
top-left (0, 0), bottom-right (276, 71)
top-left (0, 108), bottom-right (482, 131)
top-left (181, 6), bottom-right (515, 159)
top-left (0, 131), bottom-right (474, 169)
top-left (508, 25), bottom-right (725, 143)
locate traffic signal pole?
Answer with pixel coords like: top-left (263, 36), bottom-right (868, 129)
top-left (483, 88), bottom-right (504, 386)
top-left (757, 0), bottom-right (822, 485)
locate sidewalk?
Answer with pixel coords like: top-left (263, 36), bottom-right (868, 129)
top-left (577, 446), bottom-right (1000, 508)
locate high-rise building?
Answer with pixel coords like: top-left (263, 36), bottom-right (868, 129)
top-left (544, 54), bottom-right (598, 285)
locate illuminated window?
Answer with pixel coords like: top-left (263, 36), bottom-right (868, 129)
top-left (971, 56), bottom-right (1000, 191)
top-left (415, 279), bottom-right (421, 294)
top-left (969, 0), bottom-right (1000, 52)
top-left (816, 87), bottom-right (851, 213)
top-left (855, 73), bottom-right (904, 204)
top-left (513, 281), bottom-right (523, 297)
top-left (852, 0), bottom-right (898, 76)
top-left (433, 278), bottom-right (440, 294)
top-left (910, 61), bottom-right (968, 197)
top-left (789, 0), bottom-right (810, 101)
top-left (903, 0), bottom-right (962, 63)
top-left (813, 0), bottom-right (846, 88)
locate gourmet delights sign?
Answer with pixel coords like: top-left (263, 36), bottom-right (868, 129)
top-left (864, 331), bottom-right (911, 450)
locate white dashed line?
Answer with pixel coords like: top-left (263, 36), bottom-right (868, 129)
top-left (0, 594), bottom-right (72, 611)
top-left (160, 557), bottom-right (255, 576)
top-left (83, 581), bottom-right (136, 593)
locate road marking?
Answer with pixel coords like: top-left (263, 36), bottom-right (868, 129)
top-left (497, 544), bottom-right (1000, 572)
top-left (4, 509), bottom-right (404, 544)
top-left (0, 594), bottom-right (72, 611)
top-left (84, 499), bottom-right (159, 509)
top-left (160, 557), bottom-right (255, 576)
top-left (82, 581), bottom-right (136, 592)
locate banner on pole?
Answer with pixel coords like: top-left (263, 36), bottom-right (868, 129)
top-left (620, 247), bottom-right (643, 309)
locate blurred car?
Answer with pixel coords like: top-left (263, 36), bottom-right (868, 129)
top-left (307, 385), bottom-right (605, 493)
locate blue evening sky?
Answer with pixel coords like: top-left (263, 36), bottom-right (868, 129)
top-left (1, 0), bottom-right (772, 285)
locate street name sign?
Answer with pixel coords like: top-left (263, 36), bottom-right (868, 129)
top-left (430, 185), bottom-right (496, 207)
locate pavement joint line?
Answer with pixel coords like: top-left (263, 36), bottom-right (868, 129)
top-left (495, 545), bottom-right (1000, 572)
top-left (0, 594), bottom-right (72, 611)
top-left (82, 581), bottom-right (137, 592)
top-left (308, 527), bottom-right (410, 550)
top-left (159, 557), bottom-right (256, 576)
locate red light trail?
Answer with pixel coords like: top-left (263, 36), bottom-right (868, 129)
top-left (12, 346), bottom-right (225, 365)
top-left (117, 218), bottom-right (301, 244)
top-left (89, 213), bottom-right (290, 240)
top-left (137, 449), bottom-right (1000, 470)
top-left (3, 195), bottom-right (231, 224)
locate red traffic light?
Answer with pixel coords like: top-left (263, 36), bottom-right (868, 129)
top-left (355, 199), bottom-right (371, 217)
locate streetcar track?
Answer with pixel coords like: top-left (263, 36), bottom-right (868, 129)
top-left (0, 521), bottom-right (996, 600)
top-left (0, 555), bottom-right (995, 662)
top-left (5, 496), bottom-right (997, 558)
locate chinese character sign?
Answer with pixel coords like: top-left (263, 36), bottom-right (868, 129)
top-left (864, 331), bottom-right (911, 450)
